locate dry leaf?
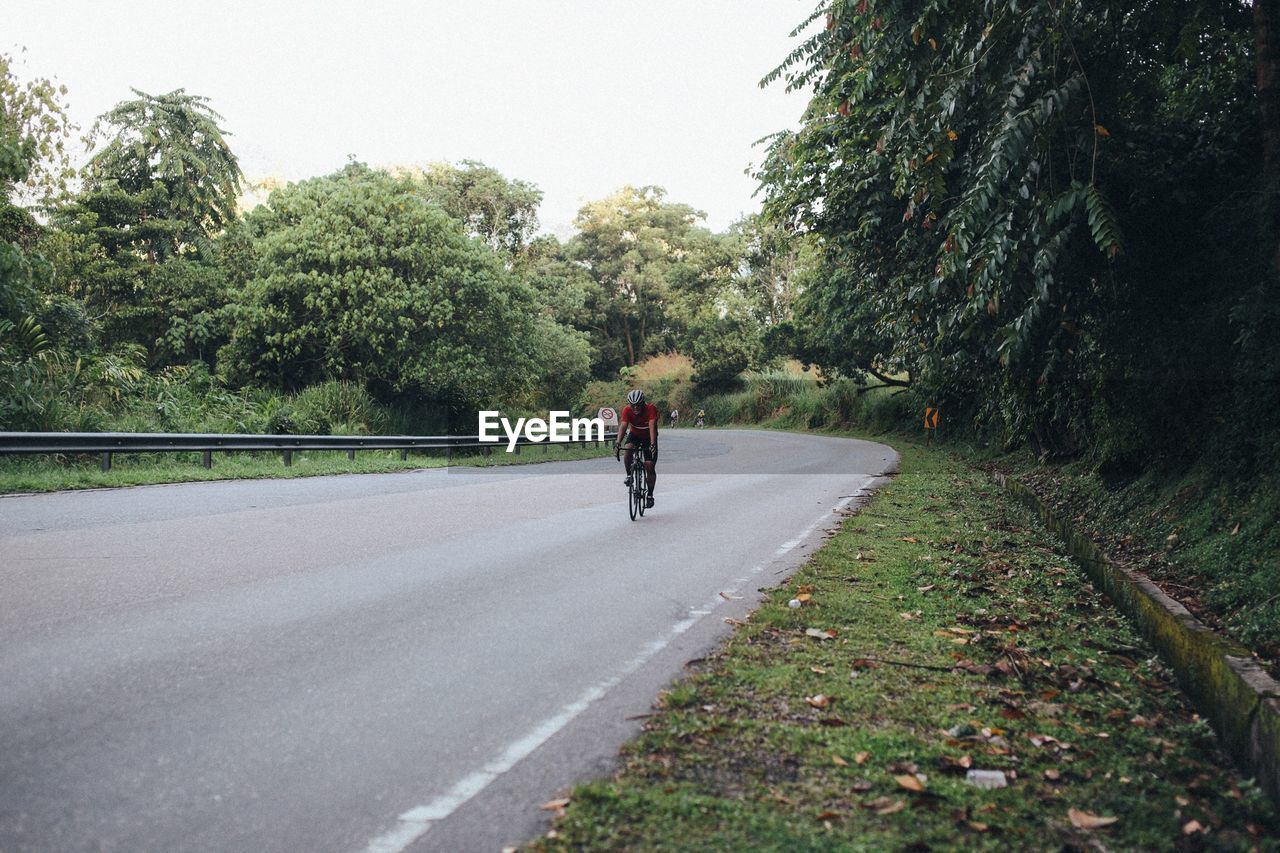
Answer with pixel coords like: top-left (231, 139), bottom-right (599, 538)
top-left (1068, 808), bottom-right (1118, 829)
top-left (805, 627), bottom-right (838, 640)
top-left (806, 694), bottom-right (832, 709)
top-left (815, 810), bottom-right (841, 821)
top-left (540, 798), bottom-right (571, 817)
top-left (968, 821), bottom-right (989, 832)
top-left (918, 584), bottom-right (937, 593)
top-left (1182, 819), bottom-right (1204, 835)
top-left (895, 774), bottom-right (926, 792)
top-left (877, 798), bottom-right (906, 815)
top-left (855, 751), bottom-right (871, 765)
top-left (1043, 768), bottom-right (1061, 781)
top-left (810, 666), bottom-right (827, 674)
top-left (899, 536), bottom-right (919, 543)
top-left (832, 754), bottom-right (849, 767)
top-left (796, 593), bottom-right (812, 603)
top-left (1231, 522), bottom-right (1241, 535)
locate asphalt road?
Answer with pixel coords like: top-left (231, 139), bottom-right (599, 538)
top-left (0, 429), bottom-right (897, 853)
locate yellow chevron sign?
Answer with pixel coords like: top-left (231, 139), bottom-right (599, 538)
top-left (924, 407), bottom-right (941, 430)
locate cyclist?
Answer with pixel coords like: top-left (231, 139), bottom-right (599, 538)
top-left (669, 408), bottom-right (679, 429)
top-left (615, 389), bottom-right (658, 508)
top-left (696, 408), bottom-right (705, 428)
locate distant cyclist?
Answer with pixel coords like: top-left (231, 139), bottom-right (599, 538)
top-left (669, 408), bottom-right (679, 429)
top-left (696, 408), bottom-right (705, 428)
top-left (615, 389), bottom-right (658, 508)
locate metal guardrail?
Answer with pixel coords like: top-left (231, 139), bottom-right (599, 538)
top-left (0, 430), bottom-right (619, 471)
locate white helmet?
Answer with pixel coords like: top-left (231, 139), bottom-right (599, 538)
top-left (627, 389), bottom-right (645, 406)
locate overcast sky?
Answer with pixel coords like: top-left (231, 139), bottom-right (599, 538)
top-left (2, 1), bottom-right (817, 237)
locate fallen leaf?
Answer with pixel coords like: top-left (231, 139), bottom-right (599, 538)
top-left (851, 779), bottom-right (874, 792)
top-left (1182, 819), bottom-right (1203, 835)
top-left (855, 751), bottom-right (871, 765)
top-left (899, 536), bottom-right (919, 543)
top-left (1068, 808), bottom-right (1119, 829)
top-left (1043, 768), bottom-right (1061, 781)
top-left (540, 798), bottom-right (571, 816)
top-left (832, 754), bottom-right (848, 766)
top-left (895, 774), bottom-right (926, 792)
top-left (796, 593), bottom-right (813, 603)
top-left (815, 810), bottom-right (841, 821)
top-left (810, 666), bottom-right (827, 674)
top-left (805, 627), bottom-right (838, 640)
top-left (806, 694), bottom-right (832, 709)
top-left (1095, 124), bottom-right (1111, 137)
top-left (1232, 522), bottom-right (1240, 535)
top-left (918, 584), bottom-right (937, 593)
top-left (864, 796), bottom-right (906, 815)
top-left (968, 821), bottom-right (989, 832)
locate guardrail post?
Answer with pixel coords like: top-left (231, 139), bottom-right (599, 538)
top-left (100, 452), bottom-right (112, 472)
top-left (202, 451), bottom-right (212, 469)
top-left (283, 450), bottom-right (292, 467)
top-left (348, 450), bottom-right (355, 461)
top-left (399, 449), bottom-right (408, 461)
top-left (514, 443), bottom-right (521, 455)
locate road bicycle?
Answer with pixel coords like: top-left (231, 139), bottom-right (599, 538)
top-left (616, 443), bottom-right (649, 520)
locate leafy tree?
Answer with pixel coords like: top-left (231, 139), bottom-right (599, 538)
top-left (219, 165), bottom-right (543, 412)
top-left (86, 88), bottom-right (244, 251)
top-left (567, 186), bottom-right (732, 376)
top-left (0, 52), bottom-right (76, 209)
top-left (401, 160), bottom-right (542, 257)
top-left (760, 0), bottom-right (1261, 461)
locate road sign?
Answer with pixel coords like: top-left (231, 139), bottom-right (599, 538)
top-left (598, 407), bottom-right (618, 428)
top-left (924, 407), bottom-right (941, 430)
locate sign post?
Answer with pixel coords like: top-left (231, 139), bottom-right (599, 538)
top-left (598, 407), bottom-right (619, 446)
top-left (923, 406), bottom-right (941, 443)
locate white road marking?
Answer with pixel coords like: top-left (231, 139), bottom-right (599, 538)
top-left (360, 485), bottom-right (868, 853)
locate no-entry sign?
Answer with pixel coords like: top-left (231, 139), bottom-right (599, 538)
top-left (598, 407), bottom-right (618, 428)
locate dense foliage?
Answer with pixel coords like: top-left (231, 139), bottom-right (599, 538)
top-left (759, 0), bottom-right (1274, 471)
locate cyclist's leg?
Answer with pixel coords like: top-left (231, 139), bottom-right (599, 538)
top-left (623, 443), bottom-right (636, 483)
top-left (644, 445), bottom-right (656, 493)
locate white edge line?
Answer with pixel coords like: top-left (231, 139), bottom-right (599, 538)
top-left (360, 481), bottom-right (871, 853)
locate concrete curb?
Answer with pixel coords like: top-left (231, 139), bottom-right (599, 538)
top-left (995, 472), bottom-right (1280, 806)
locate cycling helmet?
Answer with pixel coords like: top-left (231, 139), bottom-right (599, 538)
top-left (627, 389), bottom-right (645, 406)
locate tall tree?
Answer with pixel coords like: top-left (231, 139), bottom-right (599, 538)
top-left (760, 0), bottom-right (1259, 461)
top-left (567, 186), bottom-right (730, 375)
top-left (402, 160), bottom-right (542, 257)
top-left (86, 88), bottom-right (244, 256)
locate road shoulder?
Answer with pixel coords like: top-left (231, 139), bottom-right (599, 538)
top-left (529, 440), bottom-right (1278, 849)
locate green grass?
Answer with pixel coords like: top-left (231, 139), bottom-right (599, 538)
top-left (531, 440), bottom-right (1277, 850)
top-left (997, 453), bottom-right (1280, 675)
top-left (0, 442), bottom-right (614, 494)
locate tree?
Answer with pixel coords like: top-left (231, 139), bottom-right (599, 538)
top-left (759, 0), bottom-right (1260, 460)
top-left (0, 52), bottom-right (76, 209)
top-left (401, 160), bottom-right (542, 257)
top-left (567, 186), bottom-right (732, 376)
top-left (219, 165), bottom-right (542, 411)
top-left (86, 88), bottom-right (244, 255)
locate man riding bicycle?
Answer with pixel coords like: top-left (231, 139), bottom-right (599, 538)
top-left (615, 389), bottom-right (658, 508)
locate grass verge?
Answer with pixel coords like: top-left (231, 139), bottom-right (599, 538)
top-left (0, 443), bottom-right (613, 494)
top-left (531, 440), bottom-right (1277, 850)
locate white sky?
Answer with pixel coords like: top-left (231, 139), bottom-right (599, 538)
top-left (2, 0), bottom-right (817, 237)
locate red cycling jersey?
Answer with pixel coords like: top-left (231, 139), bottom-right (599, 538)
top-left (620, 403), bottom-right (659, 440)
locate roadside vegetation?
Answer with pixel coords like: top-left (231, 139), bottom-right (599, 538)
top-left (532, 442), bottom-right (1277, 850)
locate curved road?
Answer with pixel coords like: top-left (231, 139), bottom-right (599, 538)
top-left (0, 429), bottom-right (896, 852)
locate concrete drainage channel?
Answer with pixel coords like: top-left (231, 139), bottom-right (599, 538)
top-left (995, 473), bottom-right (1280, 807)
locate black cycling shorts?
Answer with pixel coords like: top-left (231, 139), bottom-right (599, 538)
top-left (623, 437), bottom-right (657, 462)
